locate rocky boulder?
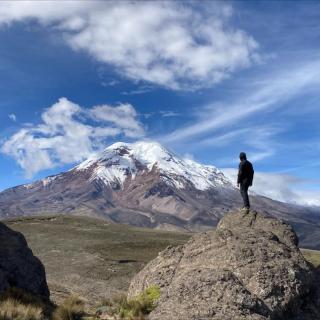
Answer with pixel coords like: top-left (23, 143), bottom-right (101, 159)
top-left (128, 210), bottom-right (320, 320)
top-left (0, 221), bottom-right (50, 298)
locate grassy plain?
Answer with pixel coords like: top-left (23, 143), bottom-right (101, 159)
top-left (4, 215), bottom-right (190, 308)
top-left (4, 214), bottom-right (320, 313)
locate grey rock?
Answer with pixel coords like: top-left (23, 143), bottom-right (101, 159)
top-left (128, 210), bottom-right (320, 320)
top-left (0, 221), bottom-right (50, 298)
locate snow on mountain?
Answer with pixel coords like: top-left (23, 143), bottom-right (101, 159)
top-left (75, 141), bottom-right (233, 191)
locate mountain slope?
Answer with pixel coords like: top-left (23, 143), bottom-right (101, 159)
top-left (0, 141), bottom-right (319, 245)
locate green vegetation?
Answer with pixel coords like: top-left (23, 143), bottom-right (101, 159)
top-left (96, 286), bottom-right (160, 320)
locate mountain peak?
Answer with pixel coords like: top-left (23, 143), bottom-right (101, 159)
top-left (102, 140), bottom-right (172, 163)
top-left (75, 140), bottom-right (232, 191)
top-left (106, 140), bottom-right (164, 150)
top-left (105, 141), bottom-right (131, 150)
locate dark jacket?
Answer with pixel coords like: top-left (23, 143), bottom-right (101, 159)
top-left (237, 160), bottom-right (254, 186)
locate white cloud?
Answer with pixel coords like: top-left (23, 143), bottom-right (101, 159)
top-left (8, 113), bottom-right (16, 121)
top-left (90, 103), bottom-right (144, 138)
top-left (192, 128), bottom-right (251, 148)
top-left (174, 125), bottom-right (280, 166)
top-left (159, 111), bottom-right (180, 118)
top-left (0, 1), bottom-right (258, 89)
top-left (121, 86), bottom-right (153, 96)
top-left (222, 168), bottom-right (320, 207)
top-left (101, 80), bottom-right (119, 87)
top-left (183, 153), bottom-right (195, 161)
top-left (162, 59), bottom-right (320, 142)
top-left (1, 97), bottom-right (144, 177)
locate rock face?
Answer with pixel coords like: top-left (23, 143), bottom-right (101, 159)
top-left (0, 221), bottom-right (50, 298)
top-left (128, 210), bottom-right (320, 320)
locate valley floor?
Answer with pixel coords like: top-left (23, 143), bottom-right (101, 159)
top-left (4, 214), bottom-right (190, 309)
top-left (4, 214), bottom-right (320, 311)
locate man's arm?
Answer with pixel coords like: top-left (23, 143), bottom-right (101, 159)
top-left (250, 166), bottom-right (254, 186)
top-left (237, 162), bottom-right (243, 187)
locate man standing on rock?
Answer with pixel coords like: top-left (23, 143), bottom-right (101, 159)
top-left (237, 152), bottom-right (254, 210)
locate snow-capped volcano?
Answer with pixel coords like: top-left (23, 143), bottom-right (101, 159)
top-left (0, 140), bottom-right (319, 248)
top-left (75, 141), bottom-right (232, 191)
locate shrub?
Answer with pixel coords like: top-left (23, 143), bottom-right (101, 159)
top-left (97, 286), bottom-right (160, 320)
top-left (52, 295), bottom-right (85, 320)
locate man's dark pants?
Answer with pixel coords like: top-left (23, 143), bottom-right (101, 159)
top-left (240, 182), bottom-right (250, 209)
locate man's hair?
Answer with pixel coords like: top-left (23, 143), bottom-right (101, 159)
top-left (239, 152), bottom-right (247, 160)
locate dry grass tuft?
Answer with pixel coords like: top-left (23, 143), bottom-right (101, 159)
top-left (0, 288), bottom-right (87, 320)
top-left (0, 299), bottom-right (43, 320)
top-left (0, 287), bottom-right (46, 320)
top-left (52, 295), bottom-right (85, 320)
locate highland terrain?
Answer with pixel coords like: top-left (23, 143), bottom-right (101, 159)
top-left (0, 141), bottom-right (320, 248)
top-left (1, 141), bottom-right (320, 319)
top-left (2, 213), bottom-right (320, 316)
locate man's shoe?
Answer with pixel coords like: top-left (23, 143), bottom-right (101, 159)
top-left (240, 207), bottom-right (250, 214)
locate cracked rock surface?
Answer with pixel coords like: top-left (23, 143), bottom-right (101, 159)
top-left (128, 210), bottom-right (320, 320)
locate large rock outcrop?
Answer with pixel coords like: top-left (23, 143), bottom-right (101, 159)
top-left (0, 221), bottom-right (50, 298)
top-left (128, 210), bottom-right (320, 320)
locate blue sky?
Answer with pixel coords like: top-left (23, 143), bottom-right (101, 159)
top-left (0, 1), bottom-right (319, 206)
